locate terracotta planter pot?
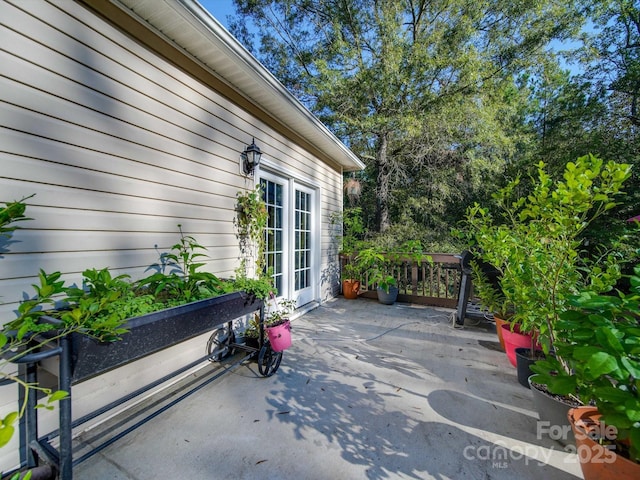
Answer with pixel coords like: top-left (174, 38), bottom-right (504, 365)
top-left (342, 279), bottom-right (361, 299)
top-left (568, 406), bottom-right (640, 479)
top-left (494, 315), bottom-right (510, 351)
top-left (500, 323), bottom-right (538, 367)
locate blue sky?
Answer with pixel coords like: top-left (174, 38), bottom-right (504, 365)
top-left (197, 0), bottom-right (236, 29)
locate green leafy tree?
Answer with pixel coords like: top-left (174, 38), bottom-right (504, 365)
top-left (229, 0), bottom-right (587, 242)
top-left (519, 1), bottom-right (640, 258)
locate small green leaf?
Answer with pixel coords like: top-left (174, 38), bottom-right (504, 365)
top-left (48, 390), bottom-right (69, 403)
top-left (594, 386), bottom-right (632, 404)
top-left (546, 375), bottom-right (577, 395)
top-left (595, 327), bottom-right (624, 354)
top-left (585, 351), bottom-right (618, 379)
top-left (573, 346), bottom-right (601, 361)
top-left (620, 357), bottom-right (640, 378)
top-left (0, 424), bottom-right (15, 448)
top-left (3, 412), bottom-right (18, 426)
top-left (624, 400), bottom-right (640, 421)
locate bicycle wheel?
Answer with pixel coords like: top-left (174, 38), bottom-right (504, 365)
top-left (257, 342), bottom-right (282, 377)
top-left (207, 322), bottom-right (235, 362)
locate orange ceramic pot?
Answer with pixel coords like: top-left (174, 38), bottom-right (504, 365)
top-left (568, 406), bottom-right (640, 480)
top-left (494, 315), bottom-right (510, 351)
top-left (342, 279), bottom-right (361, 299)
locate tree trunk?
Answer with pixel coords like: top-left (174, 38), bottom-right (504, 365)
top-left (375, 132), bottom-right (391, 232)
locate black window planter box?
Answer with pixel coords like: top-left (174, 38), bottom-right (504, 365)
top-left (15, 290), bottom-right (263, 480)
top-left (40, 290), bottom-right (262, 383)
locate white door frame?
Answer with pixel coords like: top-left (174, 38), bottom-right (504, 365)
top-left (258, 168), bottom-right (318, 307)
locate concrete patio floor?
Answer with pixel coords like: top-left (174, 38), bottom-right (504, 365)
top-left (73, 297), bottom-right (583, 479)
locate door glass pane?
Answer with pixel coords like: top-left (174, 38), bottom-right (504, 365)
top-left (261, 179), bottom-right (284, 293)
top-left (294, 189), bottom-right (311, 291)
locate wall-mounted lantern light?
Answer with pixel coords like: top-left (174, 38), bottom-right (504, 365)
top-left (241, 138), bottom-right (262, 175)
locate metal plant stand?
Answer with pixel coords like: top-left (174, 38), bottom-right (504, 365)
top-left (10, 292), bottom-right (267, 480)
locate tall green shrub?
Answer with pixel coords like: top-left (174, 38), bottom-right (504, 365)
top-left (465, 154), bottom-right (632, 352)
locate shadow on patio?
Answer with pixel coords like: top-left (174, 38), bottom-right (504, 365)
top-left (74, 297), bottom-right (582, 479)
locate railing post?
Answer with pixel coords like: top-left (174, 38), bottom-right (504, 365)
top-left (411, 261), bottom-right (418, 294)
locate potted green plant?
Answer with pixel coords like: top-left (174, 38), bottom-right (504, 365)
top-left (242, 294), bottom-right (296, 349)
top-left (464, 155), bottom-right (631, 368)
top-left (531, 264), bottom-right (640, 477)
top-left (469, 259), bottom-right (513, 350)
top-left (374, 273), bottom-right (399, 305)
top-left (356, 247), bottom-right (399, 305)
top-left (265, 296), bottom-right (297, 327)
top-left (331, 207), bottom-right (365, 299)
top-left (263, 294), bottom-right (296, 352)
top-left (341, 259), bottom-right (362, 299)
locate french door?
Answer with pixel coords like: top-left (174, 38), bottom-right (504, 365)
top-left (260, 173), bottom-right (316, 307)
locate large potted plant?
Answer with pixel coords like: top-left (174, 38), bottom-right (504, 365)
top-left (532, 264), bottom-right (640, 477)
top-left (331, 208), bottom-right (365, 299)
top-left (464, 155), bottom-right (631, 391)
top-left (356, 247), bottom-right (399, 305)
top-left (469, 259), bottom-right (513, 351)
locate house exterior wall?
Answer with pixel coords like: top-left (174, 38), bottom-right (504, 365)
top-left (0, 0), bottom-right (343, 469)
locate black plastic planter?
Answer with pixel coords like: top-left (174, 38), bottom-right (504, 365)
top-left (515, 347), bottom-right (544, 388)
top-left (41, 291), bottom-right (262, 383)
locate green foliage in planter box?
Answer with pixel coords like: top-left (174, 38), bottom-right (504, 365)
top-left (9, 225), bottom-right (274, 342)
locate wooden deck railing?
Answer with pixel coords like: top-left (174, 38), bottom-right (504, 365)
top-left (340, 253), bottom-right (462, 308)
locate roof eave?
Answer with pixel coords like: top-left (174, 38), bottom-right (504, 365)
top-left (113, 0), bottom-right (365, 172)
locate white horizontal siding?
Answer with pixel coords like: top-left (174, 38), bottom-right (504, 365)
top-left (0, 0), bottom-right (344, 470)
top-left (0, 177), bottom-right (233, 226)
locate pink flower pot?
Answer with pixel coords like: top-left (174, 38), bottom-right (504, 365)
top-left (501, 323), bottom-right (537, 367)
top-left (266, 320), bottom-right (292, 352)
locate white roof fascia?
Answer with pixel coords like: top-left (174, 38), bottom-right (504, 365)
top-left (112, 0), bottom-right (365, 172)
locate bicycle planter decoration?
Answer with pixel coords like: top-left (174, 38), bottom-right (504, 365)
top-left (207, 293), bottom-right (293, 377)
